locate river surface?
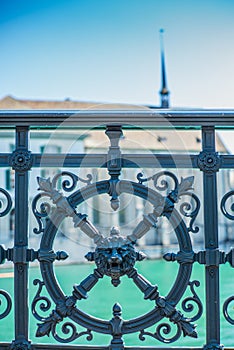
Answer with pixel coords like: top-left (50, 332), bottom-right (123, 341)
top-left (0, 259), bottom-right (234, 347)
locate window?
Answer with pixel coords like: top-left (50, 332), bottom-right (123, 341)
top-left (92, 196), bottom-right (100, 225)
top-left (40, 144), bottom-right (61, 179)
top-left (5, 169), bottom-right (15, 190)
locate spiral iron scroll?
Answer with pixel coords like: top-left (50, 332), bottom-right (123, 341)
top-left (0, 188), bottom-right (12, 217)
top-left (181, 280), bottom-right (203, 322)
top-left (32, 172), bottom-right (92, 234)
top-left (138, 280), bottom-right (202, 343)
top-left (221, 190), bottom-right (234, 221)
top-left (0, 188), bottom-right (13, 321)
top-left (137, 171), bottom-right (200, 234)
top-left (32, 279), bottom-right (93, 342)
top-left (221, 190), bottom-right (234, 325)
top-left (0, 290), bottom-right (12, 319)
top-left (223, 296), bottom-right (234, 325)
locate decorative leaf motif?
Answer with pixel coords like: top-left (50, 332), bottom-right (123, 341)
top-left (156, 296), bottom-right (198, 339)
top-left (36, 309), bottom-right (63, 337)
top-left (36, 320), bottom-right (54, 337)
top-left (180, 320), bottom-right (197, 338)
top-left (35, 298), bottom-right (93, 342)
top-left (178, 176), bottom-right (194, 197)
top-left (166, 176), bottom-right (195, 208)
top-left (37, 177), bottom-right (53, 194)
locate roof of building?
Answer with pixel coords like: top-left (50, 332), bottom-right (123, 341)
top-left (0, 95), bottom-right (150, 110)
top-left (84, 129), bottom-right (227, 153)
top-left (0, 95), bottom-right (228, 153)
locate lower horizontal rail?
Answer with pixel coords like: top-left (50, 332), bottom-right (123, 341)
top-left (2, 344), bottom-right (234, 350)
top-left (32, 347), bottom-right (204, 350)
top-left (0, 344), bottom-right (219, 350)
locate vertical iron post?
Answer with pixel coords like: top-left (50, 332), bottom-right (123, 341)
top-left (105, 125), bottom-right (123, 211)
top-left (11, 126), bottom-right (32, 348)
top-left (105, 125), bottom-right (123, 180)
top-left (200, 126), bottom-right (221, 349)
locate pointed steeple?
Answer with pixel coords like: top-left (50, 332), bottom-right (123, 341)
top-left (159, 29), bottom-right (170, 108)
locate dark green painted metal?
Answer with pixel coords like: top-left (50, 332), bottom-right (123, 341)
top-left (1, 112), bottom-right (234, 349)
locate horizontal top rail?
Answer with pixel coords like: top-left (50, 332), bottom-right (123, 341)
top-left (1, 109), bottom-right (234, 128)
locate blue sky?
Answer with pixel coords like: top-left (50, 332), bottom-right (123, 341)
top-left (1, 0), bottom-right (234, 108)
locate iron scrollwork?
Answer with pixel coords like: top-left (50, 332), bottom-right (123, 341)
top-left (137, 171), bottom-right (200, 234)
top-left (32, 172), bottom-right (92, 234)
top-left (0, 187), bottom-right (13, 218)
top-left (221, 190), bottom-right (234, 326)
top-left (139, 280), bottom-right (202, 343)
top-left (221, 190), bottom-right (234, 221)
top-left (179, 193), bottom-right (200, 233)
top-left (0, 290), bottom-right (12, 320)
top-left (181, 280), bottom-right (203, 322)
top-left (52, 171), bottom-right (92, 191)
top-left (127, 269), bottom-right (198, 342)
top-left (31, 170), bottom-right (201, 345)
top-left (223, 296), bottom-right (234, 325)
top-left (0, 187), bottom-right (13, 321)
top-left (139, 322), bottom-right (182, 344)
top-left (32, 279), bottom-right (93, 342)
top-left (222, 249), bottom-right (234, 325)
top-left (139, 300), bottom-right (197, 342)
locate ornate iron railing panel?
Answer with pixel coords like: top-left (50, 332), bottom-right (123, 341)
top-left (0, 111), bottom-right (234, 349)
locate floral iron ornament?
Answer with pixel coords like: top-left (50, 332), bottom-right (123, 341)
top-left (32, 171), bottom-right (202, 344)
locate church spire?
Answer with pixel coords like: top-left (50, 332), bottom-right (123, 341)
top-left (159, 29), bottom-right (170, 108)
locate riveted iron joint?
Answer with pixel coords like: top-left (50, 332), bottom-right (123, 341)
top-left (164, 249), bottom-right (226, 266)
top-left (38, 249), bottom-right (68, 263)
top-left (0, 246), bottom-right (65, 264)
top-left (205, 249), bottom-right (225, 266)
top-left (163, 251), bottom-right (194, 264)
top-left (0, 245), bottom-right (39, 264)
top-left (13, 246), bottom-right (27, 263)
top-left (14, 247), bottom-right (39, 263)
top-left (194, 249), bottom-right (226, 266)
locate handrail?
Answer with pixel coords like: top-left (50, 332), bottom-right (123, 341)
top-left (1, 109), bottom-right (234, 127)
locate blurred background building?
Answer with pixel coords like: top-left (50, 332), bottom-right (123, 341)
top-left (0, 32), bottom-right (231, 261)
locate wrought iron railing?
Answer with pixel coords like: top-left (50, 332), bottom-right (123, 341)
top-left (0, 110), bottom-right (234, 350)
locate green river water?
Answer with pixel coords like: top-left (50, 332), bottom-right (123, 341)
top-left (0, 259), bottom-right (234, 347)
